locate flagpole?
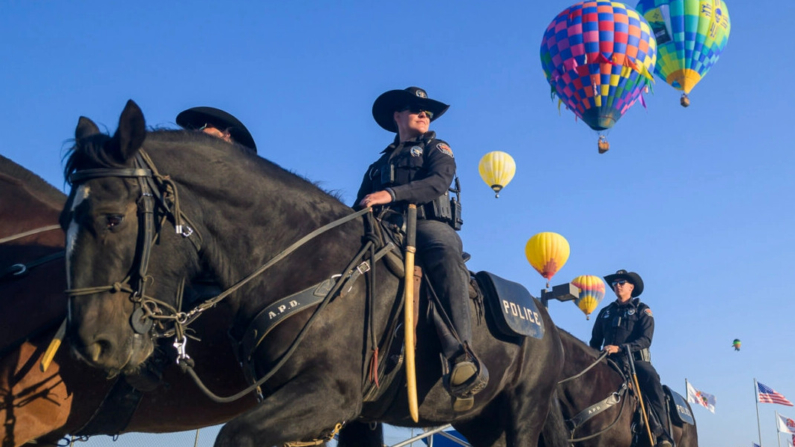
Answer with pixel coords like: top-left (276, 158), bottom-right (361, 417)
top-left (777, 411), bottom-right (782, 447)
top-left (756, 378), bottom-right (763, 447)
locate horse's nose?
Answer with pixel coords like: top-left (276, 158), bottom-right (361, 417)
top-left (82, 336), bottom-right (114, 364)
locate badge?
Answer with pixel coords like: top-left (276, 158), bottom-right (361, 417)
top-left (415, 89), bottom-right (427, 98)
top-left (603, 311), bottom-right (610, 319)
top-left (436, 143), bottom-right (453, 158)
top-left (627, 309), bottom-right (635, 316)
top-left (410, 146), bottom-right (423, 157)
top-left (644, 308), bottom-right (653, 317)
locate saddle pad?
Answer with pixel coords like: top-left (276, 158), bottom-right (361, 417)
top-left (476, 271), bottom-right (544, 339)
top-left (664, 385), bottom-right (696, 426)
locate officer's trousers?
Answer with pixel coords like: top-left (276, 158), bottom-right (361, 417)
top-left (415, 220), bottom-right (472, 360)
top-left (635, 361), bottom-right (670, 436)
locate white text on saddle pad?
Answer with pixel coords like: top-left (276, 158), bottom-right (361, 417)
top-left (502, 299), bottom-right (541, 326)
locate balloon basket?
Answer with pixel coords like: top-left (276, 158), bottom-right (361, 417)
top-left (680, 94), bottom-right (690, 108)
top-left (598, 136), bottom-right (609, 154)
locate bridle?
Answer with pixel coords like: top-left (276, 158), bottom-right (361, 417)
top-left (66, 150), bottom-right (203, 345)
top-left (65, 148), bottom-right (380, 405)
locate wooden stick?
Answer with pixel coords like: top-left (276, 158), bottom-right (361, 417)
top-left (404, 204), bottom-right (419, 422)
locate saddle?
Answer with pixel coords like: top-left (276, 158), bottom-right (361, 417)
top-left (664, 385), bottom-right (696, 426)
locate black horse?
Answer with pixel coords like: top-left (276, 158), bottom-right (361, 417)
top-left (555, 330), bottom-right (698, 447)
top-left (62, 100), bottom-right (568, 447)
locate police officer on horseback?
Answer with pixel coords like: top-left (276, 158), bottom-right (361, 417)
top-left (355, 87), bottom-right (488, 406)
top-left (176, 106), bottom-right (258, 153)
top-left (590, 269), bottom-right (674, 447)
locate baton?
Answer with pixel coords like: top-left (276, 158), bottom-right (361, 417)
top-left (40, 318), bottom-right (66, 372)
top-left (625, 345), bottom-right (655, 446)
top-left (404, 204), bottom-right (419, 422)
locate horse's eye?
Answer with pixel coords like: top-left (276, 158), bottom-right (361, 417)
top-left (106, 214), bottom-right (124, 229)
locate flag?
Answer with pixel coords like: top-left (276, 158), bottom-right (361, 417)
top-left (686, 381), bottom-right (716, 413)
top-left (752, 443), bottom-right (761, 447)
top-left (758, 382), bottom-right (794, 406)
top-left (778, 413), bottom-right (795, 434)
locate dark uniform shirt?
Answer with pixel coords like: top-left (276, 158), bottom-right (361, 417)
top-left (354, 131), bottom-right (455, 209)
top-left (589, 297), bottom-right (654, 354)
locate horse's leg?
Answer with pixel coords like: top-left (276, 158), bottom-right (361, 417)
top-left (337, 420), bottom-right (383, 447)
top-left (214, 374), bottom-right (358, 447)
top-left (503, 380), bottom-right (558, 447)
top-left (453, 398), bottom-right (508, 447)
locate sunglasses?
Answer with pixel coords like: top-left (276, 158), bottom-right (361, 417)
top-left (611, 279), bottom-right (628, 287)
top-left (400, 106), bottom-right (434, 119)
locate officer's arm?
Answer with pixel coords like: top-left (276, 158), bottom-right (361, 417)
top-left (589, 309), bottom-right (605, 350)
top-left (623, 307), bottom-right (654, 352)
top-left (389, 141), bottom-right (455, 204)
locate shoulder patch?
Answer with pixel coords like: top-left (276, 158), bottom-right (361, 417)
top-left (436, 143), bottom-right (453, 158)
top-left (643, 308), bottom-right (653, 317)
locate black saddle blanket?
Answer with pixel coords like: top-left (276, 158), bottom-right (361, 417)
top-left (476, 271), bottom-right (544, 339)
top-left (664, 385), bottom-right (696, 426)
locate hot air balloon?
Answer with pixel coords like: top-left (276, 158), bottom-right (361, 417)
top-left (540, 1), bottom-right (657, 153)
top-left (635, 0), bottom-right (730, 107)
top-left (478, 151), bottom-right (516, 198)
top-left (732, 339), bottom-right (741, 351)
top-left (571, 275), bottom-right (606, 319)
top-left (525, 232), bottom-right (570, 288)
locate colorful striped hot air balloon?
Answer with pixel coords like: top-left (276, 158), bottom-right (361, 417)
top-left (478, 151), bottom-right (516, 198)
top-left (540, 1), bottom-right (657, 153)
top-left (525, 232), bottom-right (570, 288)
top-left (635, 0), bottom-right (730, 107)
top-left (571, 275), bottom-right (606, 319)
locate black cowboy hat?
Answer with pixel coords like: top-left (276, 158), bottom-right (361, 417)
top-left (372, 87), bottom-right (450, 133)
top-left (604, 269), bottom-right (644, 297)
top-left (176, 106), bottom-right (257, 153)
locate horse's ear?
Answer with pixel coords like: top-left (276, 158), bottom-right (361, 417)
top-left (107, 100), bottom-right (146, 163)
top-left (75, 117), bottom-right (100, 140)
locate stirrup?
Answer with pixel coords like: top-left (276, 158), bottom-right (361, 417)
top-left (442, 350), bottom-right (489, 405)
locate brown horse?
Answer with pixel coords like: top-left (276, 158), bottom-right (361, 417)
top-left (555, 329), bottom-right (698, 447)
top-left (0, 154), bottom-right (257, 447)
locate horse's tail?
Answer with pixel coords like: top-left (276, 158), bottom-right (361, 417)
top-left (337, 420), bottom-right (384, 447)
top-left (540, 389), bottom-right (572, 447)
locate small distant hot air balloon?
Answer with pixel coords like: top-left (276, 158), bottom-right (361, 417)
top-left (478, 151), bottom-right (516, 198)
top-left (571, 275), bottom-right (606, 319)
top-left (635, 0), bottom-right (731, 107)
top-left (732, 339), bottom-right (741, 351)
top-left (525, 232), bottom-right (570, 288)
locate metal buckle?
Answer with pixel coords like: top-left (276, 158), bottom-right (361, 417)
top-left (173, 336), bottom-right (191, 364)
top-left (356, 261), bottom-right (371, 275)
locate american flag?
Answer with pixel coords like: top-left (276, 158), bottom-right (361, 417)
top-left (758, 381), bottom-right (794, 406)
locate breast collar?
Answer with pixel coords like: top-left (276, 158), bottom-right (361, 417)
top-left (380, 131), bottom-right (436, 154)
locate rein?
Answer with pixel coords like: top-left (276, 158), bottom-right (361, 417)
top-left (65, 149), bottom-right (380, 404)
top-left (559, 352), bottom-right (633, 443)
top-left (0, 224), bottom-right (61, 244)
top-left (0, 225), bottom-right (65, 281)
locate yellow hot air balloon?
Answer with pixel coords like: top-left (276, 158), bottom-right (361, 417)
top-left (525, 232), bottom-right (570, 287)
top-left (571, 275), bottom-right (606, 320)
top-left (478, 151), bottom-right (516, 198)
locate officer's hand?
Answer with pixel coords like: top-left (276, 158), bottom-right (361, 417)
top-left (359, 190), bottom-right (392, 208)
top-left (604, 345), bottom-right (620, 354)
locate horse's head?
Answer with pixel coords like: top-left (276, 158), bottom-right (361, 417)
top-left (63, 100), bottom-right (200, 375)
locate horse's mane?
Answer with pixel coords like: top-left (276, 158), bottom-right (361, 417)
top-left (559, 327), bottom-right (602, 361)
top-left (64, 129), bottom-right (347, 204)
top-left (0, 154), bottom-right (66, 208)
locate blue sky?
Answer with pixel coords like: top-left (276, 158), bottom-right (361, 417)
top-left (3, 1), bottom-right (794, 446)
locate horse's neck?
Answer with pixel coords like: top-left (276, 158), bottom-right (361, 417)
top-left (0, 173), bottom-right (64, 248)
top-left (175, 153), bottom-right (363, 310)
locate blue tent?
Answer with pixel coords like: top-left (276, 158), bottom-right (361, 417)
top-left (421, 428), bottom-right (468, 446)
